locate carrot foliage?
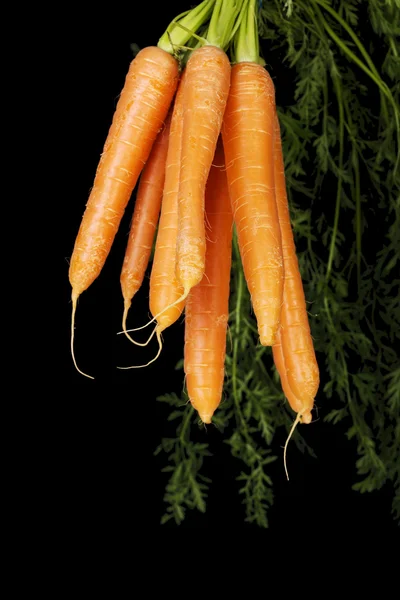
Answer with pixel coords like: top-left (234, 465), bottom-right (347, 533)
top-left (157, 0), bottom-right (400, 526)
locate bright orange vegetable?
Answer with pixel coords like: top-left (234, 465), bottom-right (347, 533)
top-left (271, 113), bottom-right (319, 478)
top-left (222, 62), bottom-right (284, 346)
top-left (120, 110), bottom-right (172, 333)
top-left (272, 113), bottom-right (319, 421)
top-left (69, 46), bottom-right (179, 376)
top-left (184, 138), bottom-right (233, 424)
top-left (176, 45), bottom-right (231, 297)
top-left (148, 73), bottom-right (187, 343)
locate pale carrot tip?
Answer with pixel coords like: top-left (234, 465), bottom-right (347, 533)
top-left (259, 328), bottom-right (278, 347)
top-left (199, 413), bottom-right (212, 424)
top-left (301, 410), bottom-right (313, 425)
top-left (70, 291), bottom-right (95, 380)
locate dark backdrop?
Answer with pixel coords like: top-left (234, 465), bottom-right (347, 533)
top-left (59, 1), bottom-right (397, 533)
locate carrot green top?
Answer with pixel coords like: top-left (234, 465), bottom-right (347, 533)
top-left (232, 0), bottom-right (260, 63)
top-left (158, 0), bottom-right (216, 56)
top-left (206, 0), bottom-right (246, 50)
top-left (159, 0), bottom-right (246, 58)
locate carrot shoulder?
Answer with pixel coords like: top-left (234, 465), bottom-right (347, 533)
top-left (272, 114), bottom-right (319, 420)
top-left (120, 110), bottom-right (172, 327)
top-left (184, 138), bottom-right (233, 424)
top-left (222, 62), bottom-right (284, 346)
top-left (69, 46), bottom-right (179, 301)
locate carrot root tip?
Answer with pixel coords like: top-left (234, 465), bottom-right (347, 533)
top-left (198, 413), bottom-right (212, 424)
top-left (70, 291), bottom-right (95, 380)
top-left (283, 412), bottom-right (303, 481)
top-left (117, 326), bottom-right (163, 369)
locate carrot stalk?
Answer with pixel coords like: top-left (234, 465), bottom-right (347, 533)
top-left (158, 0), bottom-right (216, 55)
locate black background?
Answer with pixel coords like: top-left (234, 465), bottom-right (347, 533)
top-left (59, 1), bottom-right (398, 533)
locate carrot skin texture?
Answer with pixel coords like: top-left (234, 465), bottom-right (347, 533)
top-left (184, 139), bottom-right (233, 423)
top-left (222, 63), bottom-right (284, 346)
top-left (69, 47), bottom-right (179, 297)
top-left (272, 114), bottom-right (319, 417)
top-left (120, 111), bottom-right (172, 308)
top-left (176, 45), bottom-right (231, 293)
top-left (149, 74), bottom-right (187, 333)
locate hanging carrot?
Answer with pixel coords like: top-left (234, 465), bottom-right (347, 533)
top-left (221, 0), bottom-right (284, 347)
top-left (272, 113), bottom-right (319, 427)
top-left (69, 1), bottom-right (216, 377)
top-left (174, 0), bottom-right (244, 300)
top-left (175, 44), bottom-right (231, 297)
top-left (118, 73), bottom-right (187, 369)
top-left (120, 111), bottom-right (172, 336)
top-left (184, 137), bottom-right (233, 424)
top-left (69, 47), bottom-right (178, 377)
top-left (148, 73), bottom-right (187, 345)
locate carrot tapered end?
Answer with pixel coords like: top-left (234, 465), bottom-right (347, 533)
top-left (70, 289), bottom-right (95, 380)
top-left (199, 413), bottom-right (213, 425)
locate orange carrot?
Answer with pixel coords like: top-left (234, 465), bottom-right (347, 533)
top-left (184, 138), bottom-right (233, 424)
top-left (69, 46), bottom-right (179, 376)
top-left (272, 113), bottom-right (319, 422)
top-left (148, 73), bottom-right (187, 348)
top-left (176, 45), bottom-right (231, 297)
top-left (222, 62), bottom-right (284, 346)
top-left (120, 110), bottom-right (172, 333)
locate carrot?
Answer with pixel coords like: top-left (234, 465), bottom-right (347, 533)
top-left (69, 46), bottom-right (179, 377)
top-left (70, 47), bottom-right (178, 301)
top-left (271, 113), bottom-right (319, 479)
top-left (222, 61), bottom-right (284, 346)
top-left (141, 72), bottom-right (187, 362)
top-left (272, 113), bottom-right (319, 417)
top-left (69, 0), bottom-right (216, 377)
top-left (220, 0), bottom-right (284, 347)
top-left (120, 110), bottom-right (172, 336)
top-left (175, 44), bottom-right (231, 298)
top-left (184, 137), bottom-right (233, 424)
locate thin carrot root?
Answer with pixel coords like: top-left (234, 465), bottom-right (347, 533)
top-left (121, 302), bottom-right (157, 347)
top-left (117, 326), bottom-right (163, 369)
top-left (283, 412), bottom-right (303, 481)
top-left (70, 292), bottom-right (94, 380)
top-left (123, 288), bottom-right (190, 335)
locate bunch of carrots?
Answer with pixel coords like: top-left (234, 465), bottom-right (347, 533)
top-left (69, 0), bottom-right (319, 471)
